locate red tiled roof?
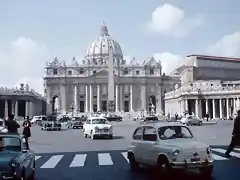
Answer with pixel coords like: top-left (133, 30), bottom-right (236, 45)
top-left (187, 54), bottom-right (240, 62)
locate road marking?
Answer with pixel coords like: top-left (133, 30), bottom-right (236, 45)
top-left (35, 156), bottom-right (41, 161)
top-left (69, 154), bottom-right (87, 167)
top-left (40, 155), bottom-right (63, 168)
top-left (121, 152), bottom-right (129, 163)
top-left (212, 154), bottom-right (228, 160)
top-left (98, 153), bottom-right (113, 165)
top-left (212, 148), bottom-right (240, 158)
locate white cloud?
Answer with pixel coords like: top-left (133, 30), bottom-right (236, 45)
top-left (154, 52), bottom-right (186, 74)
top-left (0, 37), bottom-right (51, 94)
top-left (148, 3), bottom-right (205, 37)
top-left (207, 31), bottom-right (240, 57)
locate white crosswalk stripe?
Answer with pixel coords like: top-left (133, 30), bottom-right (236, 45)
top-left (35, 148), bottom-right (240, 169)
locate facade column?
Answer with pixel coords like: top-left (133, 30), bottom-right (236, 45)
top-left (11, 101), bottom-right (15, 114)
top-left (74, 84), bottom-right (78, 112)
top-left (4, 100), bottom-right (8, 118)
top-left (219, 99), bottom-right (223, 119)
top-left (212, 99), bottom-right (216, 119)
top-left (85, 85), bottom-right (89, 112)
top-left (25, 101), bottom-right (29, 117)
top-left (195, 99), bottom-right (199, 118)
top-left (141, 85), bottom-right (146, 111)
top-left (205, 99), bottom-right (209, 114)
top-left (29, 101), bottom-right (33, 118)
top-left (226, 98), bottom-right (230, 119)
top-left (60, 84), bottom-right (66, 114)
top-left (115, 84), bottom-right (119, 112)
top-left (15, 101), bottom-right (18, 117)
top-left (233, 98), bottom-right (236, 113)
top-left (89, 85), bottom-right (93, 112)
top-left (97, 85), bottom-right (100, 111)
top-left (119, 85), bottom-right (123, 112)
top-left (130, 85), bottom-right (133, 112)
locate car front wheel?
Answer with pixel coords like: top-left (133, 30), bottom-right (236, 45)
top-left (128, 153), bottom-right (139, 171)
top-left (199, 165), bottom-right (213, 177)
top-left (198, 121), bottom-right (203, 126)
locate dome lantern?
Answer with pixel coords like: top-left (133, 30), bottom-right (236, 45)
top-left (100, 21), bottom-right (109, 36)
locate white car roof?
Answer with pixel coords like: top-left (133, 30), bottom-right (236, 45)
top-left (140, 122), bottom-right (188, 129)
top-left (88, 117), bottom-right (107, 120)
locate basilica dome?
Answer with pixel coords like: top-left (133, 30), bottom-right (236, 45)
top-left (85, 23), bottom-right (124, 65)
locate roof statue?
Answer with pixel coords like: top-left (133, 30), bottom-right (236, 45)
top-left (71, 57), bottom-right (79, 66)
top-left (145, 57), bottom-right (161, 67)
top-left (130, 57), bottom-right (139, 66)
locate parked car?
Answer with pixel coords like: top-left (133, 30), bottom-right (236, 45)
top-left (71, 117), bottom-right (86, 129)
top-left (0, 133), bottom-right (35, 180)
top-left (0, 119), bottom-right (7, 133)
top-left (140, 116), bottom-right (159, 125)
top-left (31, 115), bottom-right (47, 125)
top-left (180, 115), bottom-right (203, 126)
top-left (57, 115), bottom-right (72, 128)
top-left (127, 122), bottom-right (213, 177)
top-left (105, 114), bottom-right (123, 122)
top-left (83, 117), bottom-right (113, 139)
top-left (41, 118), bottom-right (61, 131)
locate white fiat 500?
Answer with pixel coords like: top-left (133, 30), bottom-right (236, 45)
top-left (127, 122), bottom-right (213, 177)
top-left (83, 117), bottom-right (113, 139)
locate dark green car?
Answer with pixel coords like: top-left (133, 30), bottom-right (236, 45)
top-left (0, 133), bottom-right (35, 180)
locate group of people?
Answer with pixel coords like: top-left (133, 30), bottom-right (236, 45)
top-left (2, 113), bottom-right (32, 142)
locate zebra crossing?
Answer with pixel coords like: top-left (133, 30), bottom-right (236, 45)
top-left (34, 147), bottom-right (240, 169)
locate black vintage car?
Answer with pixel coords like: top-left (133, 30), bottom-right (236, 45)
top-left (72, 116), bottom-right (87, 129)
top-left (140, 116), bottom-right (159, 124)
top-left (105, 114), bottom-right (123, 122)
top-left (0, 133), bottom-right (35, 180)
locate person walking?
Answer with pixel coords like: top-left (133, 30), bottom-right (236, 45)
top-left (22, 116), bottom-right (31, 149)
top-left (4, 114), bottom-right (20, 134)
top-left (225, 110), bottom-right (240, 157)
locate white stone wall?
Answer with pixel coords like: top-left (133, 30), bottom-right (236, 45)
top-left (165, 98), bottom-right (181, 115)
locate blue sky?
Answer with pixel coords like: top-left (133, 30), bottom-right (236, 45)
top-left (0, 0), bottom-right (239, 93)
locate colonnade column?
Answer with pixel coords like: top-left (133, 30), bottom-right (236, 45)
top-left (60, 84), bottom-right (66, 114)
top-left (74, 84), bottom-right (78, 112)
top-left (25, 101), bottom-right (29, 117)
top-left (85, 86), bottom-right (89, 112)
top-left (97, 85), bottom-right (100, 111)
top-left (130, 85), bottom-right (133, 112)
top-left (219, 99), bottom-right (223, 119)
top-left (184, 99), bottom-right (188, 112)
top-left (195, 99), bottom-right (199, 118)
top-left (89, 85), bottom-right (93, 112)
top-left (4, 100), bottom-right (8, 118)
top-left (119, 85), bottom-right (123, 112)
top-left (15, 101), bottom-right (18, 116)
top-left (115, 84), bottom-right (119, 112)
top-left (141, 85), bottom-right (146, 111)
top-left (205, 99), bottom-right (209, 114)
top-left (226, 98), bottom-right (230, 119)
top-left (212, 99), bottom-right (216, 119)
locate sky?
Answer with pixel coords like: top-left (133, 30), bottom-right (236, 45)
top-left (0, 0), bottom-right (239, 94)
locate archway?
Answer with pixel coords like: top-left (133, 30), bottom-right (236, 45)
top-left (52, 96), bottom-right (58, 114)
top-left (148, 95), bottom-right (156, 114)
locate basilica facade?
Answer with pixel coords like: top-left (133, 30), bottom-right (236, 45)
top-left (44, 23), bottom-right (178, 115)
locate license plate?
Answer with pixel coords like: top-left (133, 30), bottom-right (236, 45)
top-left (191, 158), bottom-right (200, 162)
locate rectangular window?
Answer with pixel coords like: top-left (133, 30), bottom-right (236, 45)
top-left (124, 70), bottom-right (128, 75)
top-left (136, 70), bottom-right (139, 75)
top-left (68, 71), bottom-right (72, 75)
top-left (53, 69), bottom-right (58, 75)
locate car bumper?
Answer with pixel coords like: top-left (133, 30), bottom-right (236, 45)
top-left (0, 171), bottom-right (14, 180)
top-left (73, 125), bottom-right (83, 128)
top-left (170, 159), bottom-right (213, 169)
top-left (93, 132), bottom-right (113, 136)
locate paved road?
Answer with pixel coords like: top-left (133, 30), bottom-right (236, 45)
top-left (28, 120), bottom-right (234, 153)
top-left (34, 148), bottom-right (240, 180)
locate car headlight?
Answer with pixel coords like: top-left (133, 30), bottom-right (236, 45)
top-left (109, 126), bottom-right (113, 131)
top-left (172, 149), bottom-right (180, 156)
top-left (207, 147), bottom-right (212, 154)
top-left (11, 162), bottom-right (17, 168)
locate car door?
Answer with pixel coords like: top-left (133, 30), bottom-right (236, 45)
top-left (131, 127), bottom-right (144, 162)
top-left (141, 126), bottom-right (158, 165)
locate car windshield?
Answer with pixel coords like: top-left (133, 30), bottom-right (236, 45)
top-left (0, 137), bottom-right (21, 152)
top-left (158, 126), bottom-right (193, 140)
top-left (91, 119), bottom-right (107, 124)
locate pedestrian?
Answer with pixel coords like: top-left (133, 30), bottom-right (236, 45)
top-left (206, 112), bottom-right (209, 122)
top-left (4, 113), bottom-right (20, 134)
top-left (22, 116), bottom-right (31, 149)
top-left (225, 110), bottom-right (240, 157)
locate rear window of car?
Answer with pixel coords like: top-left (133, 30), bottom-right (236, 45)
top-left (0, 137), bottom-right (21, 152)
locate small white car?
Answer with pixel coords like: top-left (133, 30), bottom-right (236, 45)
top-left (127, 122), bottom-right (213, 177)
top-left (0, 119), bottom-right (7, 133)
top-left (180, 115), bottom-right (203, 126)
top-left (83, 117), bottom-right (113, 139)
